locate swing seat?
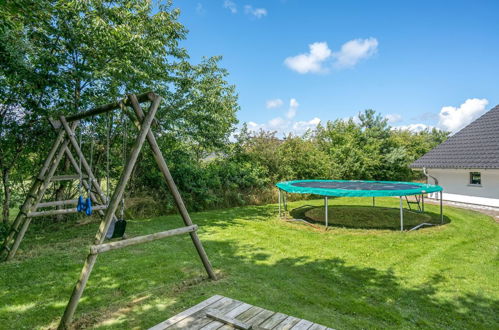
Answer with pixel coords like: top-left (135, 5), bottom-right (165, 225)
top-left (105, 218), bottom-right (127, 239)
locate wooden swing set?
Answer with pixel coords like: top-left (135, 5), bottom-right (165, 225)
top-left (0, 92), bottom-right (217, 329)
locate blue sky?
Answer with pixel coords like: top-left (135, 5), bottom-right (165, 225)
top-left (173, 0), bottom-right (499, 135)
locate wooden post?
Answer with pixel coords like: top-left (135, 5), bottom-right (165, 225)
top-left (128, 94), bottom-right (217, 280)
top-left (58, 95), bottom-right (161, 329)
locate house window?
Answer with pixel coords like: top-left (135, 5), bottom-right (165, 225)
top-left (469, 172), bottom-right (481, 185)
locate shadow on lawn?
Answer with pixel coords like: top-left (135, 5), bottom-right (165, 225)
top-left (0, 204), bottom-right (496, 329)
top-left (83, 238), bottom-right (497, 329)
top-left (289, 204), bottom-right (452, 231)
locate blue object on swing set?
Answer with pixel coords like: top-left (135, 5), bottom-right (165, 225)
top-left (77, 196), bottom-right (85, 212)
top-left (76, 195), bottom-right (93, 215)
top-left (85, 197), bottom-right (93, 216)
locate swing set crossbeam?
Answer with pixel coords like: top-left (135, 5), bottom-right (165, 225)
top-left (64, 91), bottom-right (155, 123)
top-left (90, 225), bottom-right (197, 254)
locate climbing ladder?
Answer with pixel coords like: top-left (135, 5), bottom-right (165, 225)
top-left (0, 121), bottom-right (112, 261)
top-left (404, 194), bottom-right (424, 213)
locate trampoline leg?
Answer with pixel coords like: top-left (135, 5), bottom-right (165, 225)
top-left (284, 192), bottom-right (288, 212)
top-left (440, 191), bottom-right (443, 224)
top-left (399, 196), bottom-right (404, 231)
top-left (372, 197), bottom-right (375, 207)
top-left (422, 194), bottom-right (425, 212)
top-left (278, 189), bottom-right (281, 218)
top-left (325, 196), bottom-right (328, 229)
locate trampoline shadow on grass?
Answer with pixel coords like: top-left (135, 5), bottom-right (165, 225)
top-left (289, 204), bottom-right (451, 231)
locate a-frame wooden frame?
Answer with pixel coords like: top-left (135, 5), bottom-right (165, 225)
top-left (0, 92), bottom-right (217, 329)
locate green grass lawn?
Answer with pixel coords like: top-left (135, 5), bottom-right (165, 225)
top-left (0, 197), bottom-right (497, 329)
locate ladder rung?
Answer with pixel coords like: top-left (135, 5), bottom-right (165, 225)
top-left (51, 175), bottom-right (88, 181)
top-left (90, 225), bottom-right (197, 254)
top-left (36, 199), bottom-right (78, 208)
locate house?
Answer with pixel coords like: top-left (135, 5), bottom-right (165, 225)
top-left (410, 105), bottom-right (499, 208)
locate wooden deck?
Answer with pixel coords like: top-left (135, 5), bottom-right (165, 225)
top-left (149, 295), bottom-right (333, 330)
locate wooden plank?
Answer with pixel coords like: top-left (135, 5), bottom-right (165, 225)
top-left (51, 174), bottom-right (88, 181)
top-left (257, 312), bottom-right (289, 329)
top-left (290, 319), bottom-right (314, 330)
top-left (236, 306), bottom-right (265, 323)
top-left (168, 297), bottom-right (242, 330)
top-left (28, 205), bottom-right (107, 218)
top-left (206, 311), bottom-right (251, 329)
top-left (90, 225), bottom-right (197, 254)
top-left (244, 309), bottom-right (274, 328)
top-left (149, 295), bottom-right (224, 330)
top-left (201, 302), bottom-right (252, 330)
top-left (308, 324), bottom-right (327, 330)
top-left (273, 316), bottom-right (301, 330)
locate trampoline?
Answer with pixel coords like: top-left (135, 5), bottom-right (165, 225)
top-left (276, 180), bottom-right (443, 231)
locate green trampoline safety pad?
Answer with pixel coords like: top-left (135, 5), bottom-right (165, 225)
top-left (276, 180), bottom-right (442, 197)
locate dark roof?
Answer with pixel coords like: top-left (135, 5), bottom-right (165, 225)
top-left (411, 105), bottom-right (499, 169)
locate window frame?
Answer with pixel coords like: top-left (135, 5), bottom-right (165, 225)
top-left (469, 172), bottom-right (482, 186)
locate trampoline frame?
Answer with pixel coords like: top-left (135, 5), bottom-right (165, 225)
top-left (277, 180), bottom-right (444, 231)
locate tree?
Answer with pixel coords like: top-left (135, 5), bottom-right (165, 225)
top-left (0, 0), bottom-right (239, 223)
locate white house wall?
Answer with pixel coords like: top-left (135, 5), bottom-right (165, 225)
top-left (426, 168), bottom-right (499, 207)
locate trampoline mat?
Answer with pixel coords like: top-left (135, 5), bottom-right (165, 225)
top-left (276, 179), bottom-right (442, 197)
top-left (290, 181), bottom-right (422, 191)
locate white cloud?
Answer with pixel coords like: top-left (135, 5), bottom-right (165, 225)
top-left (244, 116), bottom-right (321, 136)
top-left (292, 117), bottom-right (321, 134)
top-left (269, 117), bottom-right (285, 127)
top-left (196, 3), bottom-right (205, 15)
top-left (245, 98), bottom-right (318, 135)
top-left (286, 98), bottom-right (299, 119)
top-left (438, 98), bottom-right (489, 133)
top-left (266, 98), bottom-right (283, 109)
top-left (392, 123), bottom-right (432, 132)
top-left (385, 114), bottom-right (402, 124)
top-left (224, 0), bottom-right (237, 13)
top-left (333, 37), bottom-right (378, 68)
top-left (284, 42), bottom-right (332, 74)
top-left (244, 5), bottom-right (267, 18)
top-left (285, 38), bottom-right (378, 74)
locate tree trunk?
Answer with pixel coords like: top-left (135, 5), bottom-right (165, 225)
top-left (2, 169), bottom-right (11, 226)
